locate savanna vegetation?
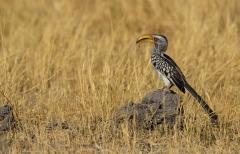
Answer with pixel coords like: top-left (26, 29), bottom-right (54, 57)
top-left (0, 0), bottom-right (240, 153)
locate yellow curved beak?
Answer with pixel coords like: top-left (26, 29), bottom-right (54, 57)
top-left (136, 34), bottom-right (155, 44)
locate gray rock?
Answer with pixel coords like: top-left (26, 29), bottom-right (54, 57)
top-left (45, 121), bottom-right (68, 130)
top-left (113, 89), bottom-right (183, 129)
top-left (45, 121), bottom-right (59, 130)
top-left (0, 105), bottom-right (16, 135)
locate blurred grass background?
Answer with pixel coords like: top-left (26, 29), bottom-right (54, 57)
top-left (0, 0), bottom-right (240, 153)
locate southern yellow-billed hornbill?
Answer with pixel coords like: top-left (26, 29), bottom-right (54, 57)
top-left (136, 34), bottom-right (218, 121)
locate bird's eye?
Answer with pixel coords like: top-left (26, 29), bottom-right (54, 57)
top-left (154, 38), bottom-right (158, 41)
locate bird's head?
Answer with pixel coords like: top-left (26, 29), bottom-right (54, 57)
top-left (136, 34), bottom-right (168, 52)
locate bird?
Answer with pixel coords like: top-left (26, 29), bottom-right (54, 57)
top-left (136, 34), bottom-right (218, 122)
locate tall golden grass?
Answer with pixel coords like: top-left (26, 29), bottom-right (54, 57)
top-left (0, 0), bottom-right (240, 153)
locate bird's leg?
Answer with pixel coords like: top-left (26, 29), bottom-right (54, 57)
top-left (162, 84), bottom-right (173, 92)
top-left (168, 84), bottom-right (173, 91)
top-left (162, 86), bottom-right (168, 91)
top-left (168, 84), bottom-right (173, 90)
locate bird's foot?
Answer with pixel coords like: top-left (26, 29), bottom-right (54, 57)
top-left (162, 86), bottom-right (167, 91)
top-left (162, 86), bottom-right (171, 91)
top-left (162, 86), bottom-right (175, 94)
top-left (162, 87), bottom-right (169, 94)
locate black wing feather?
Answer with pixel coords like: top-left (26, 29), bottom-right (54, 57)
top-left (162, 54), bottom-right (186, 93)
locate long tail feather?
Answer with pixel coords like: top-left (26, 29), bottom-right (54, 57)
top-left (185, 82), bottom-right (218, 121)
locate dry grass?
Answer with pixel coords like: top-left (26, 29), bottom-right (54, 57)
top-left (0, 0), bottom-right (240, 153)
